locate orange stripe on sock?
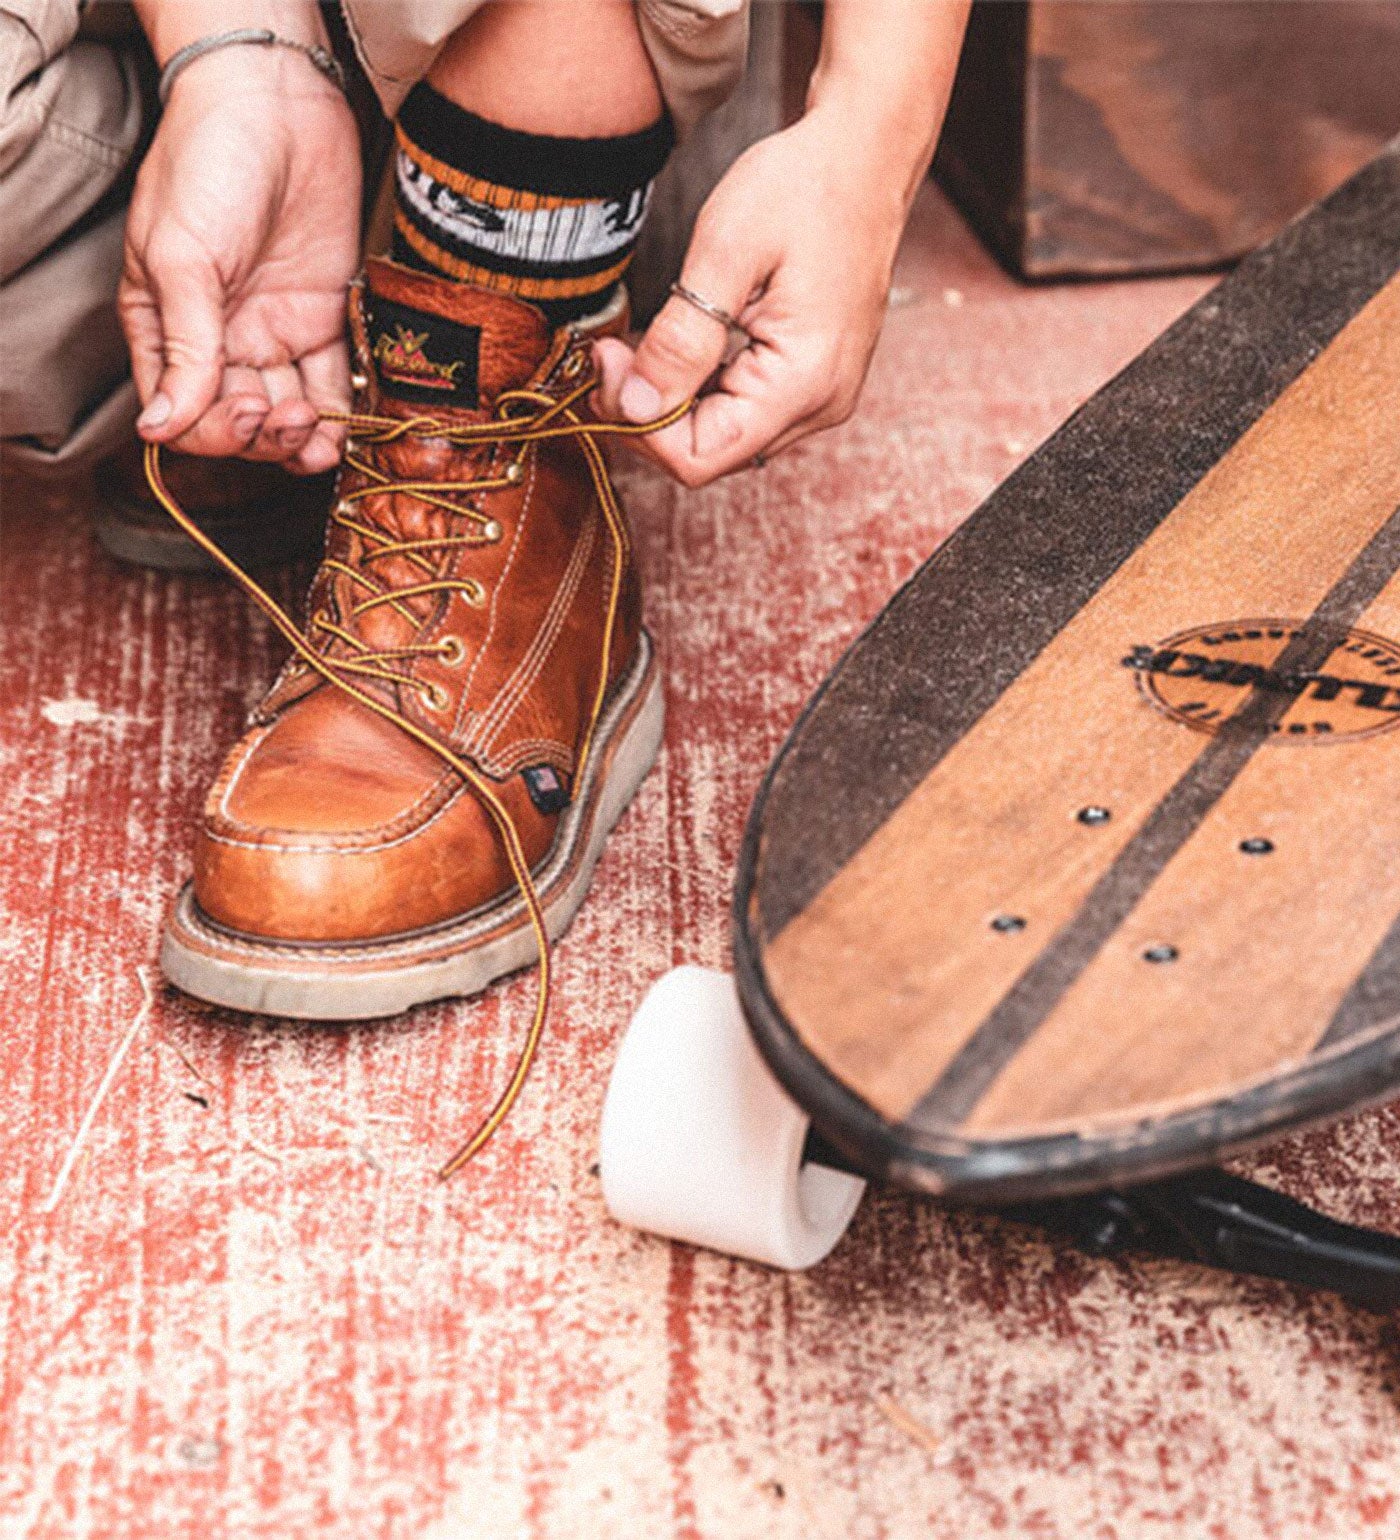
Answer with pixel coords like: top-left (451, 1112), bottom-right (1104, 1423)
top-left (393, 210), bottom-right (633, 299)
top-left (395, 125), bottom-right (591, 211)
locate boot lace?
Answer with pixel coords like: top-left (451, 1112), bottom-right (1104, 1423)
top-left (146, 368), bottom-right (688, 1179)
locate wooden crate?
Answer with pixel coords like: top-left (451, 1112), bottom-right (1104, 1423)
top-left (935, 0), bottom-right (1400, 279)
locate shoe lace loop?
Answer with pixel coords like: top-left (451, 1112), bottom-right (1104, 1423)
top-left (309, 376), bottom-right (606, 706)
top-left (145, 368), bottom-right (689, 1179)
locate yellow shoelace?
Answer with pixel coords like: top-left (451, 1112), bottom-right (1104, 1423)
top-left (146, 371), bottom-right (687, 1179)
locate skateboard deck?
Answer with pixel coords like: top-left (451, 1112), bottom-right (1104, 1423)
top-left (735, 139), bottom-right (1400, 1204)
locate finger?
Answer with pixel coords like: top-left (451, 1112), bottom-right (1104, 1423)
top-left (194, 364), bottom-right (287, 464)
top-left (163, 363), bottom-right (265, 455)
top-left (593, 337), bottom-right (644, 436)
top-left (117, 281), bottom-right (167, 407)
top-left (284, 341), bottom-right (350, 476)
top-left (135, 242), bottom-right (226, 442)
top-left (247, 364), bottom-right (317, 462)
top-left (591, 336), bottom-right (635, 417)
top-left (618, 253), bottom-right (756, 425)
top-left (167, 392), bottom-right (271, 458)
top-left (641, 341), bottom-right (825, 487)
top-left (591, 336), bottom-right (686, 475)
top-left (598, 329), bottom-right (811, 484)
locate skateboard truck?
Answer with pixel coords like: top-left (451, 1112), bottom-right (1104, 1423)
top-left (805, 1127), bottom-right (1400, 1310)
top-left (1005, 1168), bottom-right (1400, 1313)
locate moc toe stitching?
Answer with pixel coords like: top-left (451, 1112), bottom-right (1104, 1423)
top-left (203, 774), bottom-right (471, 854)
top-left (204, 721), bottom-right (468, 852)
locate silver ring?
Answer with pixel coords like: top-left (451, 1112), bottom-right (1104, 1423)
top-left (669, 282), bottom-right (746, 335)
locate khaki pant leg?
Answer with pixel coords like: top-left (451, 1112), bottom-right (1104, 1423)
top-left (341, 0), bottom-right (749, 135)
top-left (1, 3), bottom-right (146, 477)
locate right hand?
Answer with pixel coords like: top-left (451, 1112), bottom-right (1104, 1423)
top-left (118, 47), bottom-right (361, 472)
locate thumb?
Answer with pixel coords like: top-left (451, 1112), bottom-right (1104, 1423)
top-left (619, 261), bottom-right (749, 425)
top-left (135, 243), bottom-right (226, 441)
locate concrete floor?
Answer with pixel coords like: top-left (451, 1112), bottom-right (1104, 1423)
top-left (5, 183), bottom-right (1400, 1539)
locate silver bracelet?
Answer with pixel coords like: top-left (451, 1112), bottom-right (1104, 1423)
top-left (158, 28), bottom-right (347, 106)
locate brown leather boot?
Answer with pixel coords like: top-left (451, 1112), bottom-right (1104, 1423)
top-left (94, 441), bottom-right (333, 573)
top-left (160, 257), bottom-right (662, 1018)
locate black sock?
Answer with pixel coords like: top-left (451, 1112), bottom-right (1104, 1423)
top-left (392, 82), bottom-right (673, 326)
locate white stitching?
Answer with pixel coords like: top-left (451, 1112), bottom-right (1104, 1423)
top-left (476, 504), bottom-right (597, 753)
top-left (454, 445), bottom-right (532, 726)
top-left (210, 766), bottom-right (470, 852)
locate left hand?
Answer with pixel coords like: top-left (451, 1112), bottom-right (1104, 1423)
top-left (591, 100), bottom-right (909, 487)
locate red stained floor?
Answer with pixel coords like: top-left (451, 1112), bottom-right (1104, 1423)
top-left (5, 185), bottom-right (1400, 1539)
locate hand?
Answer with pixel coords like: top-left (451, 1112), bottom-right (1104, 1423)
top-left (119, 48), bottom-right (361, 472)
top-left (592, 101), bottom-right (909, 488)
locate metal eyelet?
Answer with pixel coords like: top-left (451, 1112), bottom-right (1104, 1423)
top-left (350, 371), bottom-right (368, 391)
top-left (311, 608), bottom-right (331, 629)
top-left (438, 636), bottom-right (466, 666)
top-left (481, 520), bottom-right (503, 544)
top-left (504, 459), bottom-right (525, 485)
top-left (561, 349), bottom-right (588, 379)
top-left (465, 581), bottom-right (487, 608)
top-left (420, 681), bottom-right (450, 712)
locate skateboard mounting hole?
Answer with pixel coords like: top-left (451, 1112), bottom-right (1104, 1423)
top-left (1077, 805), bottom-right (1111, 826)
top-left (1143, 944), bottom-right (1179, 964)
top-left (991, 914), bottom-right (1026, 934)
top-left (1239, 837), bottom-right (1274, 855)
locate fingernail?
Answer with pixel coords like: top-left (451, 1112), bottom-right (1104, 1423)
top-left (277, 426), bottom-right (308, 450)
top-left (619, 374), bottom-right (662, 423)
top-left (136, 393), bottom-right (172, 432)
top-left (233, 411), bottom-right (265, 441)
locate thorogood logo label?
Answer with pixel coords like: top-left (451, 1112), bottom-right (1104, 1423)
top-left (366, 295), bottom-right (480, 408)
top-left (1123, 619), bottom-right (1400, 744)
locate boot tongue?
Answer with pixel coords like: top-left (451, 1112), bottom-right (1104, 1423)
top-left (361, 255), bottom-right (553, 415)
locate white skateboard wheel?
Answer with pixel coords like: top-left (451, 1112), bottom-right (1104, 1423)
top-left (600, 966), bottom-right (866, 1269)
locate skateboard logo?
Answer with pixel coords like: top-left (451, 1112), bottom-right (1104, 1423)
top-left (1124, 619), bottom-right (1400, 744)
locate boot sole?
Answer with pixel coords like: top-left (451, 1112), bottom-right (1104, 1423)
top-left (160, 634), bottom-right (663, 1019)
top-left (94, 492), bottom-right (326, 574)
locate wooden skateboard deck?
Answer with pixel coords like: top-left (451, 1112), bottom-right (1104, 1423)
top-left (735, 140), bottom-right (1400, 1203)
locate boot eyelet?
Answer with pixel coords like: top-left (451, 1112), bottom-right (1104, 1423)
top-left (465, 581), bottom-right (487, 607)
top-left (481, 520), bottom-right (503, 544)
top-left (350, 371), bottom-right (368, 391)
top-left (438, 635), bottom-right (466, 666)
top-left (561, 350), bottom-right (588, 379)
top-left (420, 682), bottom-right (450, 712)
top-left (504, 459), bottom-right (525, 485)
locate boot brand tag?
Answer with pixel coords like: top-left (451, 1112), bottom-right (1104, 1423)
top-left (367, 295), bottom-right (480, 408)
top-left (522, 765), bottom-right (571, 815)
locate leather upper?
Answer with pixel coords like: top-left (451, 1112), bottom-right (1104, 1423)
top-left (192, 258), bottom-right (641, 943)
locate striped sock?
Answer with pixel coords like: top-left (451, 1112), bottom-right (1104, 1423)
top-left (392, 82), bottom-right (674, 327)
